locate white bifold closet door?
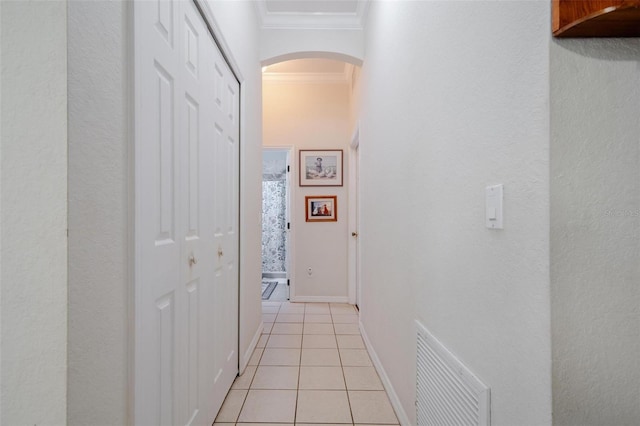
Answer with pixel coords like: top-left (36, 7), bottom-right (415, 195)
top-left (134, 0), bottom-right (240, 424)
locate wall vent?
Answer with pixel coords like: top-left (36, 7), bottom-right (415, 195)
top-left (416, 321), bottom-right (490, 426)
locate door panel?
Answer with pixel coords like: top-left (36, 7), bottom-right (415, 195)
top-left (135, 0), bottom-right (240, 424)
top-left (210, 46), bottom-right (240, 411)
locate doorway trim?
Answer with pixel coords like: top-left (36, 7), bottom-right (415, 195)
top-left (348, 124), bottom-right (360, 307)
top-left (262, 146), bottom-right (295, 301)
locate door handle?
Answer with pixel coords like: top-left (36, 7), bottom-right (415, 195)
top-left (351, 232), bottom-right (358, 237)
top-left (188, 254), bottom-right (198, 266)
top-left (217, 247), bottom-right (224, 257)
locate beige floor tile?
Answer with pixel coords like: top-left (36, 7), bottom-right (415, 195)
top-left (213, 423), bottom-right (235, 426)
top-left (296, 390), bottom-right (352, 424)
top-left (332, 314), bottom-right (359, 324)
top-left (257, 334), bottom-right (269, 348)
top-left (303, 323), bottom-right (335, 335)
top-left (272, 323), bottom-right (304, 335)
top-left (231, 365), bottom-right (257, 390)
top-left (238, 389), bottom-right (297, 423)
top-left (305, 314), bottom-right (332, 323)
top-left (260, 348), bottom-right (301, 366)
top-left (262, 306), bottom-right (280, 314)
top-left (251, 366), bottom-right (299, 389)
top-left (248, 347), bottom-right (264, 366)
top-left (330, 304), bottom-right (357, 314)
top-left (263, 322), bottom-right (274, 333)
top-left (333, 323), bottom-right (360, 335)
top-left (238, 424), bottom-right (293, 426)
top-left (297, 424), bottom-right (351, 426)
top-left (305, 302), bottom-right (329, 308)
top-left (299, 366), bottom-right (346, 390)
top-left (354, 424), bottom-right (399, 426)
top-left (263, 313), bottom-right (277, 323)
top-left (302, 334), bottom-right (338, 349)
top-left (301, 348), bottom-right (341, 366)
top-left (236, 423), bottom-right (292, 426)
top-left (279, 304), bottom-right (305, 314)
top-left (276, 313), bottom-right (304, 323)
top-left (305, 304), bottom-right (331, 314)
top-left (339, 349), bottom-right (373, 367)
top-left (343, 367), bottom-right (384, 390)
top-left (348, 391), bottom-right (398, 425)
top-left (238, 424), bottom-right (292, 426)
top-left (266, 334), bottom-right (302, 348)
top-left (337, 335), bottom-right (365, 349)
top-left (262, 301), bottom-right (282, 307)
top-left (214, 389), bottom-right (247, 423)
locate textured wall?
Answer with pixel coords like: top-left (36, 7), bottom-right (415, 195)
top-left (263, 81), bottom-right (351, 300)
top-left (67, 1), bottom-right (129, 423)
top-left (0, 1), bottom-right (68, 423)
top-left (359, 1), bottom-right (551, 424)
top-left (550, 39), bottom-right (640, 425)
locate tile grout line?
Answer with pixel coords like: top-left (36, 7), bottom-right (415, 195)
top-left (293, 301), bottom-right (307, 425)
top-left (242, 302), bottom-right (377, 425)
top-left (233, 301), bottom-right (281, 423)
top-left (332, 305), bottom-right (356, 426)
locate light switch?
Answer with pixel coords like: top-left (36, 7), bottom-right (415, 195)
top-left (485, 184), bottom-right (503, 229)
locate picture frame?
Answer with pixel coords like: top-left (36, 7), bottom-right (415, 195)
top-left (305, 196), bottom-right (338, 222)
top-left (299, 150), bottom-right (343, 187)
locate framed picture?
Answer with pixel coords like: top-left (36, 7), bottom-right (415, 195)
top-left (299, 150), bottom-right (343, 186)
top-left (305, 196), bottom-right (338, 222)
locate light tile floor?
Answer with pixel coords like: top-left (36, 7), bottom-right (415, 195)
top-left (215, 301), bottom-right (399, 426)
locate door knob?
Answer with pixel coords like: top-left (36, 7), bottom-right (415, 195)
top-left (188, 254), bottom-right (198, 266)
top-left (351, 232), bottom-right (359, 237)
top-left (217, 247), bottom-right (224, 257)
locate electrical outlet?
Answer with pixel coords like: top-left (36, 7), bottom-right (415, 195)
top-left (307, 267), bottom-right (312, 277)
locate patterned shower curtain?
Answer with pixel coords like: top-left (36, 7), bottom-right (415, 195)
top-left (262, 173), bottom-right (287, 273)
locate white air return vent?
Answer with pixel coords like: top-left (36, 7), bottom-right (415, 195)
top-left (416, 321), bottom-right (490, 426)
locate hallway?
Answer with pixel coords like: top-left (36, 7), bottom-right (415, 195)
top-left (214, 302), bottom-right (399, 425)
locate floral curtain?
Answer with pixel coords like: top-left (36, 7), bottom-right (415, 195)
top-left (262, 160), bottom-right (287, 273)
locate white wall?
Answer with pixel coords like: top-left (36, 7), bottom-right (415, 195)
top-left (67, 1), bottom-right (130, 424)
top-left (67, 0), bottom-right (263, 422)
top-left (263, 81), bottom-right (351, 301)
top-left (358, 1), bottom-right (551, 424)
top-left (550, 39), bottom-right (640, 425)
top-left (0, 1), bottom-right (68, 423)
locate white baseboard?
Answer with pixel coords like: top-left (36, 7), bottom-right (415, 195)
top-left (289, 296), bottom-right (349, 303)
top-left (240, 321), bottom-right (263, 374)
top-left (359, 321), bottom-right (411, 426)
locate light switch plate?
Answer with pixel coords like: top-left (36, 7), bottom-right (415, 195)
top-left (485, 184), bottom-right (503, 229)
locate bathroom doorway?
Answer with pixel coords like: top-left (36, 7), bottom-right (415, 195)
top-left (261, 148), bottom-right (292, 301)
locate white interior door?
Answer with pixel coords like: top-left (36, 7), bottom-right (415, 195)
top-left (209, 24), bottom-right (240, 413)
top-left (134, 0), bottom-right (239, 424)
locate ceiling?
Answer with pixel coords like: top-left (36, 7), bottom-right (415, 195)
top-left (255, 0), bottom-right (369, 29)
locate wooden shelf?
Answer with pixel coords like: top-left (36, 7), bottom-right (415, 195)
top-left (553, 0), bottom-right (640, 37)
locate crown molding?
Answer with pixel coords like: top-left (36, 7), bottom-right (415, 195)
top-left (263, 72), bottom-right (350, 84)
top-left (255, 0), bottom-right (370, 30)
